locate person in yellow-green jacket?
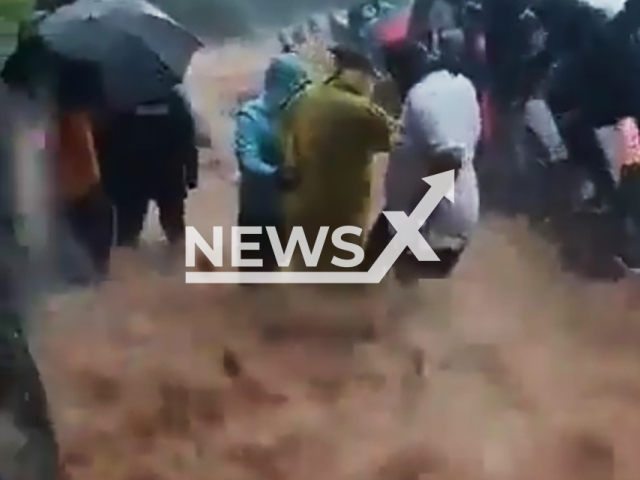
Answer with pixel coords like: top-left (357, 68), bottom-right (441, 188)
top-left (280, 45), bottom-right (393, 273)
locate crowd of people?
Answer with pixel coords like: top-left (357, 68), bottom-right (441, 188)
top-left (0, 1), bottom-right (204, 475)
top-left (238, 33), bottom-right (479, 282)
top-left (3, 0), bottom-right (640, 475)
top-left (259, 0), bottom-right (640, 281)
top-left (1, 42), bottom-right (201, 286)
top-left (15, 0), bottom-right (640, 287)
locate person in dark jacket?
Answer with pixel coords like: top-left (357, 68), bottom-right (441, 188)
top-left (482, 0), bottom-right (535, 106)
top-left (459, 0), bottom-right (487, 90)
top-left (532, 0), bottom-right (640, 269)
top-left (536, 0), bottom-right (638, 211)
top-left (97, 88), bottom-right (198, 248)
top-left (480, 0), bottom-right (547, 213)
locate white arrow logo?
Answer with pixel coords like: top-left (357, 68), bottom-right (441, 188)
top-left (186, 170), bottom-right (455, 284)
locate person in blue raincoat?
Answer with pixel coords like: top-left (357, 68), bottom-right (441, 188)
top-left (234, 53), bottom-right (310, 272)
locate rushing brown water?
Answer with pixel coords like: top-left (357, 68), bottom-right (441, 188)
top-left (30, 42), bottom-right (640, 480)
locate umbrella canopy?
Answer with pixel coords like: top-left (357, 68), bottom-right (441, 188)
top-left (34, 0), bottom-right (203, 109)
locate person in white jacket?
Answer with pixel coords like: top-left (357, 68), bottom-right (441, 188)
top-left (365, 33), bottom-right (482, 283)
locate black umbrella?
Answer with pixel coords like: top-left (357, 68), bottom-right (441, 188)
top-left (29, 0), bottom-right (203, 110)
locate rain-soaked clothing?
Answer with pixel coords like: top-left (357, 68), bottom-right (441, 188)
top-left (365, 69), bottom-right (481, 278)
top-left (234, 53), bottom-right (310, 271)
top-left (52, 111), bottom-right (101, 201)
top-left (48, 110), bottom-right (112, 280)
top-left (97, 89), bottom-right (198, 247)
top-left (387, 70), bottom-right (481, 248)
top-left (281, 74), bottom-right (393, 272)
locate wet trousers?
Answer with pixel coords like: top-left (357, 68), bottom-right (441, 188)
top-left (62, 184), bottom-right (113, 279)
top-left (0, 231), bottom-right (59, 477)
top-left (115, 196), bottom-right (185, 247)
top-left (0, 328), bottom-right (60, 479)
top-left (559, 118), bottom-right (619, 209)
top-left (364, 212), bottom-right (464, 281)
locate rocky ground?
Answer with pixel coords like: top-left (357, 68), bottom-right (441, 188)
top-left (28, 41), bottom-right (640, 480)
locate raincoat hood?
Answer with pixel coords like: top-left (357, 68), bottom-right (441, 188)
top-left (263, 53), bottom-right (310, 112)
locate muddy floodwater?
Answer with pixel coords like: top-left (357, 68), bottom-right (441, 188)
top-left (29, 42), bottom-right (640, 480)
